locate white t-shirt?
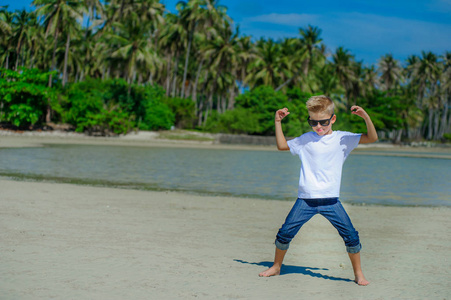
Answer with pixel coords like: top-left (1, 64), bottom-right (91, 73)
top-left (287, 130), bottom-right (361, 199)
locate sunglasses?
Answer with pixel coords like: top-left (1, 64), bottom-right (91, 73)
top-left (307, 114), bottom-right (334, 127)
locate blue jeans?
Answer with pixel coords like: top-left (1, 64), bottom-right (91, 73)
top-left (275, 198), bottom-right (362, 253)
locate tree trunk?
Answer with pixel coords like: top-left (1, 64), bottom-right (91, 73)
top-left (192, 59), bottom-right (205, 113)
top-left (205, 89), bottom-right (214, 125)
top-left (228, 74), bottom-right (236, 110)
top-left (181, 31), bottom-right (193, 98)
top-left (62, 31), bottom-right (71, 87)
top-left (433, 109), bottom-right (441, 140)
top-left (275, 68), bottom-right (303, 92)
top-left (447, 102), bottom-right (451, 135)
top-left (15, 38), bottom-right (22, 71)
top-left (438, 99), bottom-right (449, 138)
top-left (46, 29), bottom-right (59, 123)
top-left (197, 99), bottom-right (204, 127)
top-left (217, 95), bottom-right (222, 114)
top-left (171, 54), bottom-right (179, 97)
top-left (204, 92), bottom-right (213, 126)
top-left (222, 94), bottom-right (227, 113)
top-left (48, 29), bottom-right (59, 88)
top-left (165, 54), bottom-right (172, 96)
top-left (302, 57), bottom-right (310, 76)
top-left (392, 129), bottom-right (403, 144)
top-left (427, 109), bottom-right (433, 140)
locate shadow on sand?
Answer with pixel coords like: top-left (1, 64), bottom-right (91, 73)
top-left (234, 259), bottom-right (353, 283)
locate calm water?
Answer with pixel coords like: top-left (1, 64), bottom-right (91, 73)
top-left (0, 144), bottom-right (450, 206)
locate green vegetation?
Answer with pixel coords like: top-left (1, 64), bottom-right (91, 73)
top-left (0, 1), bottom-right (450, 142)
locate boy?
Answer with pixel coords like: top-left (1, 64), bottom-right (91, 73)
top-left (258, 95), bottom-right (377, 286)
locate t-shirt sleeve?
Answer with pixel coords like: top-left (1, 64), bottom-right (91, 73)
top-left (339, 132), bottom-right (362, 158)
top-left (287, 136), bottom-right (302, 156)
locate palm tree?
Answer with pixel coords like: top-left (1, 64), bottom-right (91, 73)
top-left (159, 12), bottom-right (186, 96)
top-left (107, 21), bottom-right (157, 91)
top-left (0, 6), bottom-right (12, 37)
top-left (275, 26), bottom-right (325, 92)
top-left (203, 19), bottom-right (238, 111)
top-left (83, 0), bottom-right (104, 33)
top-left (378, 54), bottom-right (402, 93)
top-left (363, 65), bottom-right (379, 93)
top-left (235, 34), bottom-right (256, 92)
top-left (299, 25), bottom-right (323, 76)
top-left (438, 52), bottom-right (451, 139)
top-left (61, 20), bottom-right (85, 86)
top-left (348, 61), bottom-right (367, 103)
top-left (33, 0), bottom-right (85, 84)
top-left (274, 37), bottom-right (306, 92)
top-left (331, 47), bottom-right (356, 108)
top-left (314, 63), bottom-right (341, 97)
top-left (176, 0), bottom-right (205, 98)
top-left (0, 7), bottom-right (13, 69)
top-left (20, 11), bottom-right (42, 69)
top-left (411, 51), bottom-right (441, 139)
top-left (33, 0), bottom-right (85, 122)
top-left (247, 38), bottom-right (283, 89)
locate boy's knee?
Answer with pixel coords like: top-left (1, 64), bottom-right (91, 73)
top-left (343, 230), bottom-right (361, 253)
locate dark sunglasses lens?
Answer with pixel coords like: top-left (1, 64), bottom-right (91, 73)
top-left (308, 120), bottom-right (317, 126)
top-left (320, 120), bottom-right (330, 126)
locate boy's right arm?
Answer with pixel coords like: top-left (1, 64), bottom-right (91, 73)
top-left (275, 108), bottom-right (290, 151)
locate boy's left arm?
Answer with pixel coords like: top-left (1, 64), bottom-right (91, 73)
top-left (351, 105), bottom-right (378, 144)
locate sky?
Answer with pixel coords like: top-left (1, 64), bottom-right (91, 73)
top-left (4, 0), bottom-right (451, 66)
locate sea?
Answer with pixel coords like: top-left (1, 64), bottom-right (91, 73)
top-left (0, 144), bottom-right (450, 207)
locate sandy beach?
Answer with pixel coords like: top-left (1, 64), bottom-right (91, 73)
top-left (1, 132), bottom-right (450, 299)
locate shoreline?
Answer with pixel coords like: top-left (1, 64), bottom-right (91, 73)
top-left (1, 174), bottom-right (449, 209)
top-left (1, 130), bottom-right (451, 159)
top-left (1, 132), bottom-right (450, 209)
top-left (1, 179), bottom-right (450, 299)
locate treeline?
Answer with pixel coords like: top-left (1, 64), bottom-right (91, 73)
top-left (0, 1), bottom-right (450, 142)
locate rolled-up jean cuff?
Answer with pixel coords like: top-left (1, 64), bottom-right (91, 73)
top-left (275, 239), bottom-right (290, 250)
top-left (346, 243), bottom-right (362, 254)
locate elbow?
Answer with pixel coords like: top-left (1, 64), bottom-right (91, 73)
top-left (360, 133), bottom-right (378, 144)
top-left (277, 144), bottom-right (290, 151)
top-left (372, 133), bottom-right (379, 143)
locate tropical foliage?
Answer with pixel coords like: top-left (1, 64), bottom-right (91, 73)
top-left (0, 1), bottom-right (450, 142)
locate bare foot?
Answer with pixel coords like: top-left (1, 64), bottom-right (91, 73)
top-left (355, 275), bottom-right (370, 286)
top-left (258, 266), bottom-right (280, 277)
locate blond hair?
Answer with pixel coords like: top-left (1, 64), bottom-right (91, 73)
top-left (306, 95), bottom-right (334, 115)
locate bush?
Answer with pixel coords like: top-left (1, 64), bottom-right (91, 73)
top-left (206, 86), bottom-right (312, 136)
top-left (203, 108), bottom-right (261, 134)
top-left (6, 104), bottom-right (41, 127)
top-left (162, 96), bottom-right (196, 129)
top-left (77, 106), bottom-right (133, 136)
top-left (0, 68), bottom-right (57, 128)
top-left (62, 78), bottom-right (175, 133)
top-left (139, 99), bottom-right (174, 130)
